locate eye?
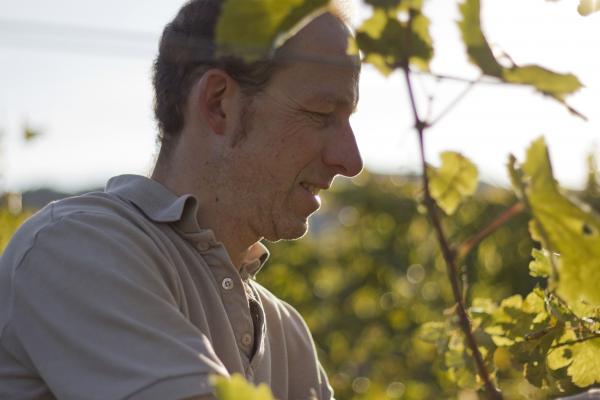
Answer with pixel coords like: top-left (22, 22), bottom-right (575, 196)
top-left (306, 110), bottom-right (335, 128)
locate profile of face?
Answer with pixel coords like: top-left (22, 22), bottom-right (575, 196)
top-left (220, 13), bottom-right (363, 242)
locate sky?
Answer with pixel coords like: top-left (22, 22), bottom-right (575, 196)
top-left (0, 0), bottom-right (598, 193)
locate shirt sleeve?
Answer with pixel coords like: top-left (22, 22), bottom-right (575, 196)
top-left (278, 299), bottom-right (335, 400)
top-left (5, 211), bottom-right (228, 400)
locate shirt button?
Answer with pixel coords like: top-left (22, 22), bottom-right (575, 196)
top-left (241, 333), bottom-right (253, 346)
top-left (246, 368), bottom-right (254, 381)
top-left (222, 278), bottom-right (234, 290)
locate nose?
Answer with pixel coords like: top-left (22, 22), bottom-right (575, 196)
top-left (323, 121), bottom-right (363, 177)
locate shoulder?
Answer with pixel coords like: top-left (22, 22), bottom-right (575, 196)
top-left (0, 191), bottom-right (172, 307)
top-left (3, 191), bottom-right (158, 267)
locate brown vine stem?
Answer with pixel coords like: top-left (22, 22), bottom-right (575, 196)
top-left (401, 64), bottom-right (503, 400)
top-left (550, 333), bottom-right (600, 349)
top-left (428, 74), bottom-right (483, 128)
top-left (455, 202), bottom-right (526, 262)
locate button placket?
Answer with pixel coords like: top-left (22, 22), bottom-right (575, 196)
top-left (201, 245), bottom-right (256, 360)
top-left (221, 277), bottom-right (234, 290)
top-left (241, 333), bottom-right (253, 347)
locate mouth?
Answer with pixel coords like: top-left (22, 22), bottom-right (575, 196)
top-left (300, 182), bottom-right (322, 196)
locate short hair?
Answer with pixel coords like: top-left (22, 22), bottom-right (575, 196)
top-left (153, 0), bottom-right (275, 151)
top-left (152, 0), bottom-right (353, 152)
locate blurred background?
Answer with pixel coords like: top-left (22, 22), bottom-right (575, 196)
top-left (1, 0), bottom-right (599, 399)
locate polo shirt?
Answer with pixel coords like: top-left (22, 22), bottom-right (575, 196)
top-left (0, 174), bottom-right (333, 400)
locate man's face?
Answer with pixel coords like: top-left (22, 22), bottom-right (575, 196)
top-left (221, 14), bottom-right (363, 242)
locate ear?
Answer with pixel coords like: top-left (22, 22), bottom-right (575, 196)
top-left (196, 69), bottom-right (237, 136)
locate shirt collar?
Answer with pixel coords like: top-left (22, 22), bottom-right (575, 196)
top-left (241, 242), bottom-right (270, 278)
top-left (105, 174), bottom-right (269, 275)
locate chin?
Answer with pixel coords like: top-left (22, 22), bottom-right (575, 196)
top-left (265, 219), bottom-right (309, 242)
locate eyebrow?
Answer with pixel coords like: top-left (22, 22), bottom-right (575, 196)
top-left (305, 90), bottom-right (359, 113)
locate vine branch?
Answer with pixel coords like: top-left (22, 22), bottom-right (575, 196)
top-left (428, 74), bottom-right (483, 127)
top-left (455, 202), bottom-right (526, 261)
top-left (550, 333), bottom-right (600, 349)
top-left (401, 62), bottom-right (503, 400)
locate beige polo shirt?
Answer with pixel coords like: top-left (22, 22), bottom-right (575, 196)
top-left (0, 174), bottom-right (333, 400)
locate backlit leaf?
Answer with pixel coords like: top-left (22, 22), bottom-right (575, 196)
top-left (355, 8), bottom-right (433, 74)
top-left (216, 0), bottom-right (329, 61)
top-left (419, 321), bottom-right (447, 343)
top-left (567, 339), bottom-right (600, 387)
top-left (519, 137), bottom-right (600, 310)
top-left (427, 151), bottom-right (478, 215)
top-left (503, 65), bottom-right (583, 102)
top-left (212, 374), bottom-right (275, 400)
top-left (529, 248), bottom-right (552, 278)
top-left (364, 0), bottom-right (401, 8)
top-left (458, 0), bottom-right (584, 118)
top-left (578, 0), bottom-right (600, 15)
top-left (458, 0), bottom-right (503, 77)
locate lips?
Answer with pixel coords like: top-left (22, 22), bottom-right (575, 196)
top-left (300, 182), bottom-right (321, 196)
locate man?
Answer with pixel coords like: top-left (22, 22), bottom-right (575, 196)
top-left (0, 0), bottom-right (362, 399)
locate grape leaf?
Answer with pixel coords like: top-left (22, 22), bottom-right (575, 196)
top-left (355, 7), bottom-right (433, 74)
top-left (419, 321), bottom-right (447, 343)
top-left (547, 330), bottom-right (576, 371)
top-left (519, 137), bottom-right (600, 310)
top-left (529, 248), bottom-right (552, 278)
top-left (567, 339), bottom-right (600, 387)
top-left (458, 0), bottom-right (503, 77)
top-left (212, 374), bottom-right (275, 400)
top-left (216, 0), bottom-right (329, 61)
top-left (578, 0), bottom-right (600, 15)
top-left (364, 0), bottom-right (401, 8)
top-left (365, 0), bottom-right (424, 9)
top-left (503, 65), bottom-right (583, 102)
top-left (510, 327), bottom-right (563, 388)
top-left (427, 151), bottom-right (478, 215)
top-left (458, 0), bottom-right (584, 118)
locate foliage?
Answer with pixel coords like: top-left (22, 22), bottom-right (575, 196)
top-left (458, 0), bottom-right (584, 118)
top-left (212, 0), bottom-right (599, 398)
top-left (211, 374), bottom-right (275, 400)
top-left (216, 0), bottom-right (330, 60)
top-left (262, 174), bottom-right (538, 399)
top-left (353, 1), bottom-right (432, 74)
top-left (3, 0), bottom-right (598, 399)
top-left (577, 0), bottom-right (600, 16)
top-left (0, 208), bottom-right (31, 253)
top-left (427, 151), bottom-right (478, 216)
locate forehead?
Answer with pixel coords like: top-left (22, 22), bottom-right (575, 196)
top-left (269, 13), bottom-right (360, 109)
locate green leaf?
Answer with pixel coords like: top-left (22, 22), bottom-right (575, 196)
top-left (364, 0), bottom-right (402, 8)
top-left (567, 339), bottom-right (600, 387)
top-left (216, 0), bottom-right (330, 61)
top-left (510, 327), bottom-right (562, 388)
top-left (503, 65), bottom-right (583, 102)
top-left (529, 248), bottom-right (552, 278)
top-left (212, 374), bottom-right (276, 400)
top-left (519, 137), bottom-right (600, 310)
top-left (578, 0), bottom-right (600, 15)
top-left (355, 8), bottom-right (433, 74)
top-left (364, 0), bottom-right (424, 11)
top-left (418, 321), bottom-right (447, 343)
top-left (427, 151), bottom-right (478, 215)
top-left (548, 330), bottom-right (576, 371)
top-left (507, 154), bottom-right (526, 200)
top-left (458, 0), bottom-right (584, 118)
top-left (458, 0), bottom-right (503, 77)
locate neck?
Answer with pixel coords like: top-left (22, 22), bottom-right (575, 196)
top-left (152, 145), bottom-right (260, 269)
